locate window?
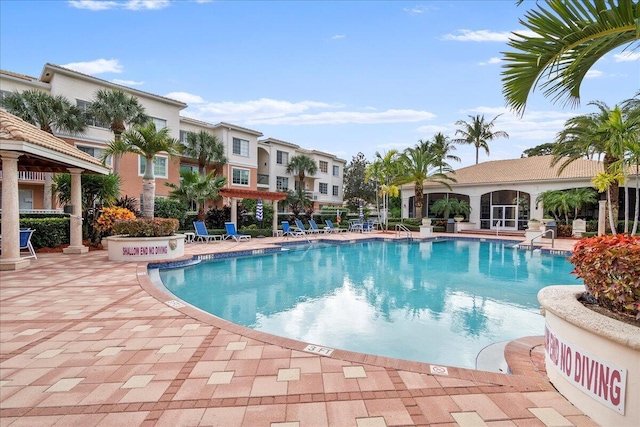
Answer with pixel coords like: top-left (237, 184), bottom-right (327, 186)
top-left (276, 150), bottom-right (288, 165)
top-left (180, 164), bottom-right (198, 174)
top-left (76, 99), bottom-right (109, 129)
top-left (139, 155), bottom-right (168, 178)
top-left (232, 138), bottom-right (249, 157)
top-left (148, 116), bottom-right (167, 129)
top-left (0, 90), bottom-right (11, 105)
top-left (319, 183), bottom-right (328, 194)
top-left (232, 168), bottom-right (249, 185)
top-left (276, 176), bottom-right (289, 191)
top-left (333, 185), bottom-right (339, 196)
top-left (319, 161), bottom-right (328, 173)
top-left (179, 130), bottom-right (189, 144)
top-left (76, 144), bottom-right (111, 166)
top-left (333, 165), bottom-right (339, 176)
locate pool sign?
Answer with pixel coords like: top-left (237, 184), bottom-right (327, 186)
top-left (545, 324), bottom-right (627, 414)
top-left (122, 245), bottom-right (169, 256)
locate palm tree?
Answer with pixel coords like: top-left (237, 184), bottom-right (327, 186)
top-left (182, 130), bottom-right (227, 175)
top-left (366, 150), bottom-right (400, 229)
top-left (429, 132), bottom-right (460, 173)
top-left (108, 122), bottom-right (182, 219)
top-left (397, 146), bottom-right (455, 221)
top-left (430, 197), bottom-right (471, 220)
top-left (3, 89), bottom-right (87, 210)
top-left (593, 171), bottom-right (624, 233)
top-left (454, 114), bottom-right (509, 165)
top-left (566, 188), bottom-right (599, 219)
top-left (285, 187), bottom-right (313, 219)
top-left (502, 0), bottom-right (639, 114)
top-left (285, 155), bottom-right (318, 190)
top-left (89, 89), bottom-right (147, 174)
top-left (166, 170), bottom-right (226, 221)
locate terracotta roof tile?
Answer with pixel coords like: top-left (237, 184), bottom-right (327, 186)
top-left (0, 110), bottom-right (105, 167)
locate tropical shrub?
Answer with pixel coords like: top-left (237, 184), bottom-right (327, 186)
top-left (115, 195), bottom-right (141, 217)
top-left (17, 218), bottom-right (70, 249)
top-left (569, 234), bottom-right (640, 319)
top-left (154, 198), bottom-right (188, 229)
top-left (112, 218), bottom-right (179, 237)
top-left (94, 207), bottom-right (136, 237)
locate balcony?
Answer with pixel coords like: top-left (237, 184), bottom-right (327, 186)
top-left (257, 174), bottom-right (269, 187)
top-left (0, 171), bottom-right (46, 182)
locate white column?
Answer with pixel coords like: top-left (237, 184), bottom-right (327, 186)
top-left (43, 172), bottom-right (53, 210)
top-left (272, 200), bottom-right (278, 234)
top-left (598, 200), bottom-right (607, 236)
top-left (230, 198), bottom-right (238, 227)
top-left (63, 168), bottom-right (88, 254)
top-left (0, 151), bottom-right (30, 270)
top-left (468, 195), bottom-right (481, 227)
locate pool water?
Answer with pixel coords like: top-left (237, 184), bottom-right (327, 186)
top-left (159, 240), bottom-right (581, 369)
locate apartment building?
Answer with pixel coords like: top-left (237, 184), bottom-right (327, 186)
top-left (0, 63), bottom-right (345, 213)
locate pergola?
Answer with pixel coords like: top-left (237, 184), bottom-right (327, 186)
top-left (0, 111), bottom-right (110, 270)
top-left (219, 188), bottom-right (287, 233)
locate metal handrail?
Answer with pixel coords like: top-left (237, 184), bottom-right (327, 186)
top-left (495, 220), bottom-right (502, 236)
top-left (395, 223), bottom-right (412, 238)
top-left (530, 229), bottom-right (555, 250)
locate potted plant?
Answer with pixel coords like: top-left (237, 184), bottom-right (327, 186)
top-left (94, 206), bottom-right (136, 248)
top-left (527, 218), bottom-right (541, 231)
top-left (431, 198), bottom-right (471, 221)
top-left (106, 217), bottom-right (185, 261)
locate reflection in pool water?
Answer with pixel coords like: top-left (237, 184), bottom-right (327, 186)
top-left (159, 240), bottom-right (580, 369)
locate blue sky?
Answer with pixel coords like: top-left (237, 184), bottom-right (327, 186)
top-left (1, 0), bottom-right (638, 167)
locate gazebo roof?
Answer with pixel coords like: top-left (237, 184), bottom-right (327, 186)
top-left (0, 110), bottom-right (109, 174)
top-left (219, 188), bottom-right (287, 201)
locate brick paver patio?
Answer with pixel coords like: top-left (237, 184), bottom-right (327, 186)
top-left (0, 232), bottom-right (596, 426)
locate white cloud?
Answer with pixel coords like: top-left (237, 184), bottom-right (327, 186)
top-left (443, 29), bottom-right (537, 42)
top-left (68, 0), bottom-right (170, 10)
top-left (585, 69), bottom-right (603, 79)
top-left (165, 91), bottom-right (205, 104)
top-left (62, 58), bottom-right (123, 74)
top-left (190, 98), bottom-right (338, 121)
top-left (416, 124), bottom-right (450, 135)
top-left (112, 78), bottom-right (144, 86)
top-left (402, 5), bottom-right (437, 15)
top-left (614, 51), bottom-right (640, 62)
top-left (247, 109), bottom-right (436, 126)
top-left (331, 34), bottom-right (345, 40)
top-left (479, 57), bottom-right (502, 66)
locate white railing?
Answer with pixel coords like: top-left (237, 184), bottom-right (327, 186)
top-left (395, 223), bottom-right (412, 238)
top-left (530, 229), bottom-right (555, 250)
top-left (494, 220), bottom-right (502, 236)
top-left (0, 171), bottom-right (46, 181)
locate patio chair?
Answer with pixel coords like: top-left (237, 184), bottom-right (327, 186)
top-left (193, 221), bottom-right (221, 243)
top-left (349, 219), bottom-right (364, 233)
top-left (19, 228), bottom-right (37, 259)
top-left (295, 219), bottom-right (320, 235)
top-left (362, 220), bottom-right (375, 233)
top-left (308, 219), bottom-right (327, 234)
top-left (224, 222), bottom-right (251, 242)
top-left (325, 219), bottom-right (347, 233)
top-left (282, 221), bottom-right (305, 238)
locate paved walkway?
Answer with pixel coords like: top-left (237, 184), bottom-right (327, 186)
top-left (0, 232), bottom-right (595, 426)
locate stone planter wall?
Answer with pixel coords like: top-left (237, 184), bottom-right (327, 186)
top-left (538, 286), bottom-right (640, 426)
top-left (106, 234), bottom-right (185, 262)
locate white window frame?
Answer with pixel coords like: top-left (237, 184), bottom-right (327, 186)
top-left (232, 168), bottom-right (250, 186)
top-left (333, 185), bottom-right (339, 197)
top-left (319, 161), bottom-right (328, 174)
top-left (276, 150), bottom-right (289, 165)
top-left (149, 116), bottom-right (167, 129)
top-left (75, 143), bottom-right (111, 166)
top-left (333, 165), bottom-right (340, 176)
top-left (276, 176), bottom-right (289, 191)
top-left (232, 138), bottom-right (250, 157)
top-left (139, 155), bottom-right (169, 179)
top-left (319, 182), bottom-right (328, 194)
top-left (179, 130), bottom-right (189, 144)
top-left (76, 99), bottom-right (109, 129)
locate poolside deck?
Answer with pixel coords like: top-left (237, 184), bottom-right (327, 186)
top-left (0, 232), bottom-right (595, 426)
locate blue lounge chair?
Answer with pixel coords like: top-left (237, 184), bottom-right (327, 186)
top-left (19, 228), bottom-right (37, 259)
top-left (224, 222), bottom-right (251, 242)
top-left (193, 221), bottom-right (221, 243)
top-left (295, 219), bottom-right (320, 235)
top-left (324, 219), bottom-right (346, 233)
top-left (308, 219), bottom-right (326, 234)
top-left (282, 221), bottom-right (305, 238)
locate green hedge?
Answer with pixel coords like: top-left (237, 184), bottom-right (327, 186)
top-left (18, 218), bottom-right (70, 249)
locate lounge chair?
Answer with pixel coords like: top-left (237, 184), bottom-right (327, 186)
top-left (295, 219), bottom-right (320, 235)
top-left (193, 221), bottom-right (221, 243)
top-left (349, 219), bottom-right (363, 233)
top-left (308, 219), bottom-right (327, 234)
top-left (325, 219), bottom-right (347, 233)
top-left (362, 220), bottom-right (375, 233)
top-left (19, 228), bottom-right (37, 259)
top-left (224, 222), bottom-right (251, 242)
top-left (282, 221), bottom-right (305, 238)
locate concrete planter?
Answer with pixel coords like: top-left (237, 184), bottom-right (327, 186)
top-left (106, 234), bottom-right (185, 262)
top-left (538, 286), bottom-right (640, 426)
top-left (527, 220), bottom-right (541, 231)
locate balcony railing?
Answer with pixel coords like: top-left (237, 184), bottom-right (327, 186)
top-left (257, 174), bottom-right (269, 185)
top-left (0, 171), bottom-right (46, 181)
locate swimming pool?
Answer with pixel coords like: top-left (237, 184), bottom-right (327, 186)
top-left (158, 239), bottom-right (581, 369)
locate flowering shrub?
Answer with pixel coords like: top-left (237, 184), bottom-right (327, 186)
top-left (112, 218), bottom-right (179, 237)
top-left (94, 207), bottom-right (136, 237)
top-left (569, 234), bottom-right (640, 319)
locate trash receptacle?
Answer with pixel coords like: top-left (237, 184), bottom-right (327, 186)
top-left (545, 221), bottom-right (557, 237)
top-left (446, 218), bottom-right (456, 233)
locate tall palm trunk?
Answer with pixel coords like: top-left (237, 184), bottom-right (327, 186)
top-left (633, 160), bottom-right (639, 235)
top-left (603, 153), bottom-right (619, 233)
top-left (414, 181), bottom-right (424, 221)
